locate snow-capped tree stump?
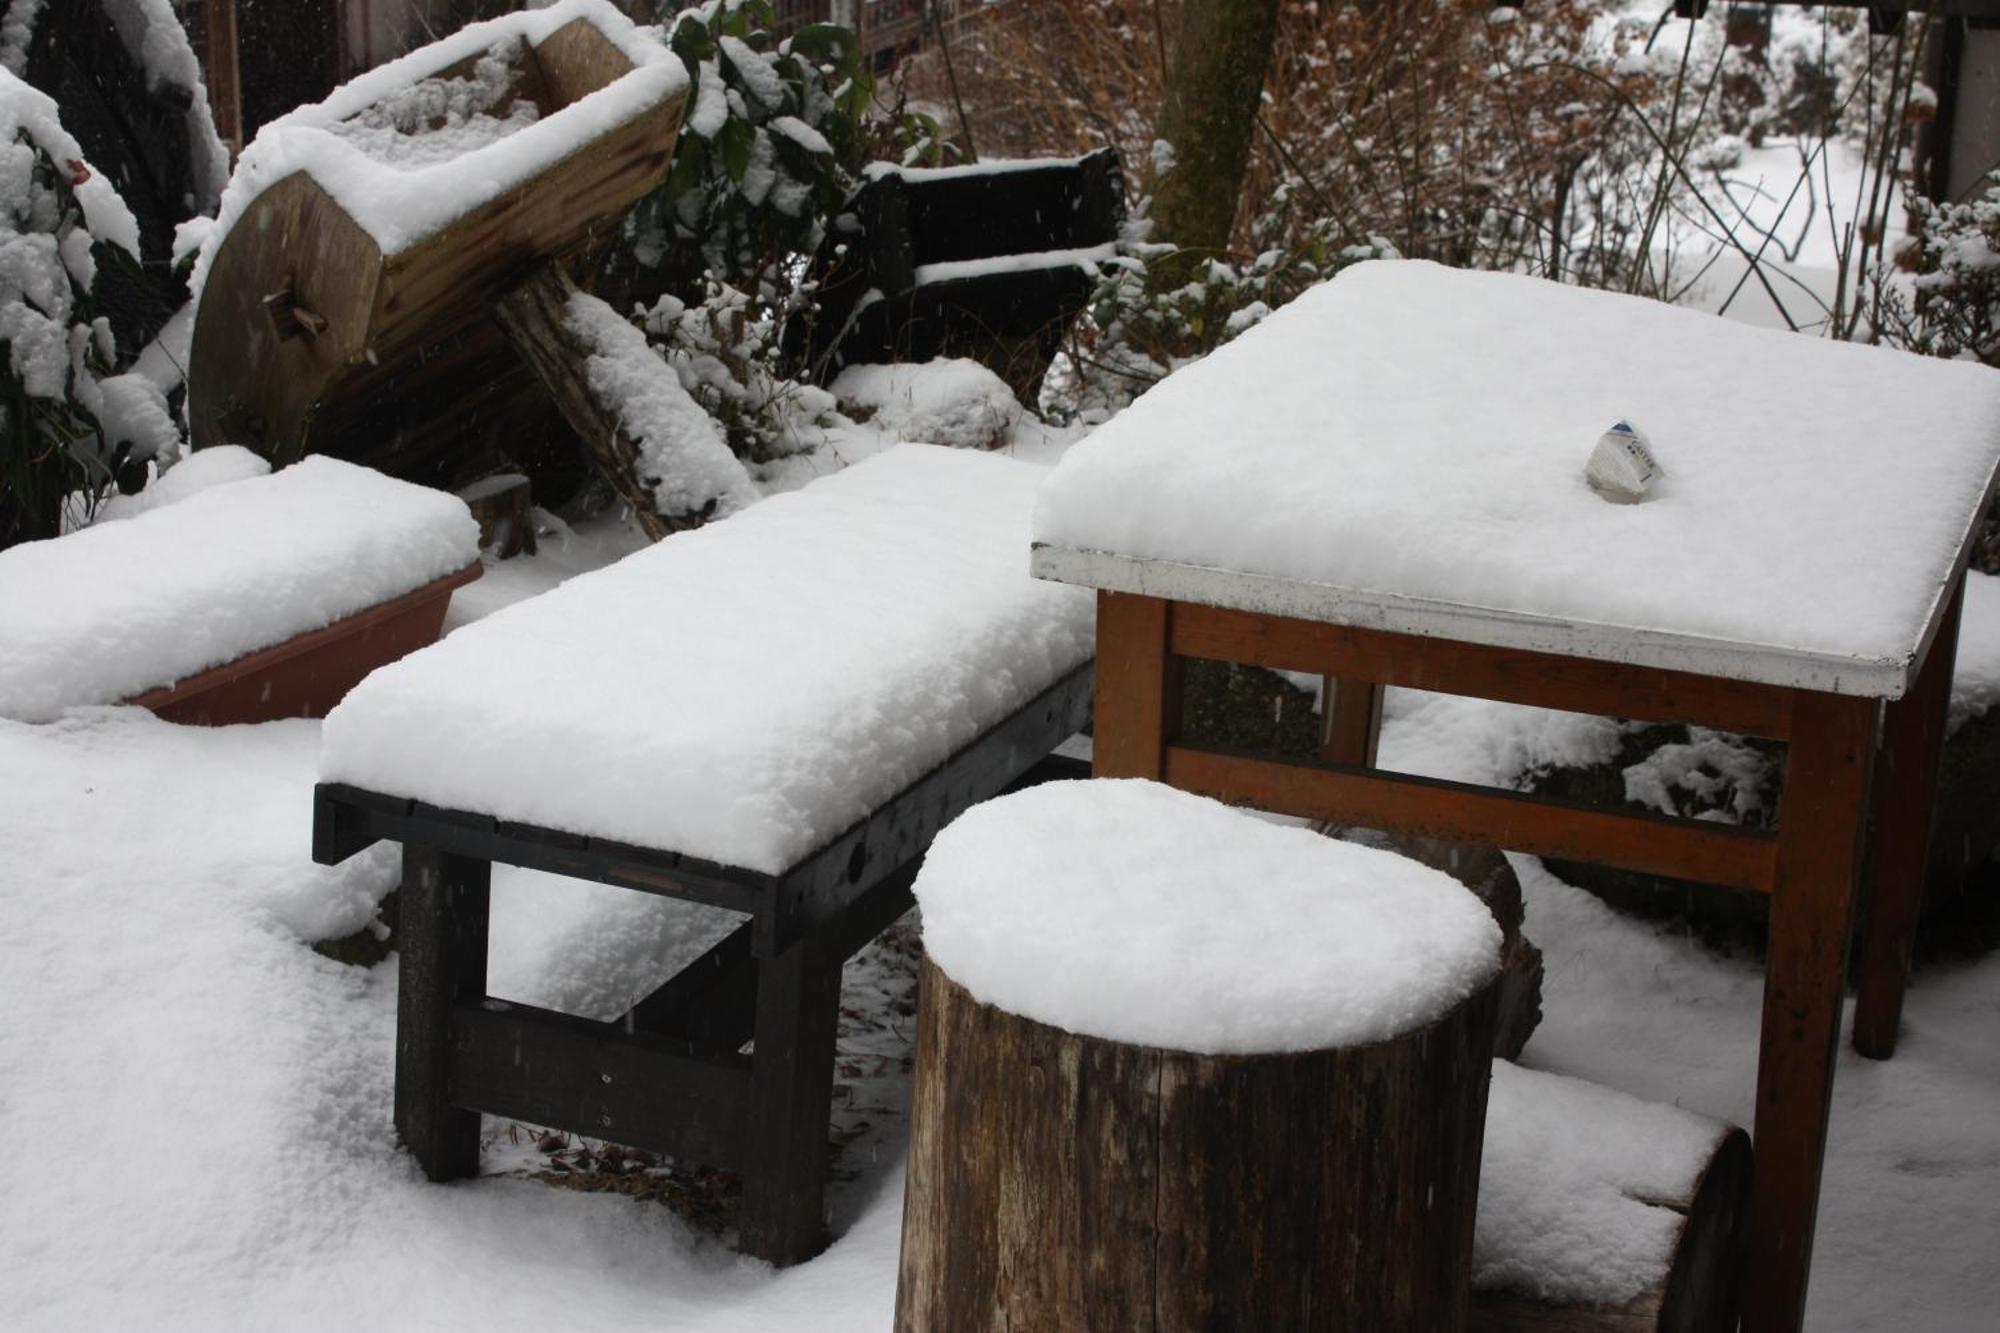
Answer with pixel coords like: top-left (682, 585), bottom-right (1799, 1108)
top-left (1470, 1063), bottom-right (1753, 1333)
top-left (896, 780), bottom-right (1506, 1333)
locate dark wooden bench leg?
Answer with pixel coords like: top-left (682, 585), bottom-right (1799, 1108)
top-left (1742, 692), bottom-right (1875, 1333)
top-left (1853, 575), bottom-right (1963, 1059)
top-left (738, 931), bottom-right (843, 1266)
top-left (395, 843), bottom-right (489, 1181)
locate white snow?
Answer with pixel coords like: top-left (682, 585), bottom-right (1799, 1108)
top-left (567, 289), bottom-right (759, 519)
top-left (861, 153), bottom-right (1093, 183)
top-left (831, 358), bottom-right (1020, 450)
top-left (1475, 1060), bottom-right (1731, 1305)
top-left (320, 445), bottom-right (1096, 873)
top-left (914, 779), bottom-right (1503, 1053)
top-left (1949, 570), bottom-right (2000, 731)
top-left (325, 37), bottom-right (541, 169)
top-left (0, 456), bottom-right (478, 722)
top-left (1033, 260), bottom-right (2000, 695)
top-left (189, 0), bottom-right (685, 295)
top-left (89, 444), bottom-right (272, 524)
top-left (913, 242), bottom-right (1115, 287)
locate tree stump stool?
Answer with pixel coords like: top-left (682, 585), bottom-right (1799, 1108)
top-left (896, 779), bottom-right (1507, 1332)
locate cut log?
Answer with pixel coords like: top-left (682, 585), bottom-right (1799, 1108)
top-left (898, 959), bottom-right (1500, 1332)
top-left (494, 266), bottom-right (677, 541)
top-left (456, 473), bottom-right (536, 558)
top-left (1470, 1063), bottom-right (1753, 1333)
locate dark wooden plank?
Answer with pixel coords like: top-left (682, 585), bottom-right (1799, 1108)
top-left (1742, 691), bottom-right (1877, 1333)
top-left (1320, 676), bottom-right (1385, 767)
top-left (1164, 745), bottom-right (1780, 894)
top-left (767, 660), bottom-right (1092, 955)
top-left (1853, 575), bottom-right (1965, 1059)
top-left (1093, 591), bottom-right (1180, 780)
top-left (738, 931), bottom-right (844, 1266)
top-left (448, 999), bottom-right (752, 1170)
top-left (627, 921), bottom-right (760, 1049)
top-left (312, 783), bottom-right (774, 917)
top-left (1171, 602), bottom-right (1797, 741)
top-left (395, 845), bottom-right (488, 1181)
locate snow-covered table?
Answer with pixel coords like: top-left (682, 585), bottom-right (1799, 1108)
top-left (1030, 261), bottom-right (2000, 1333)
top-left (313, 445), bottom-right (1095, 1265)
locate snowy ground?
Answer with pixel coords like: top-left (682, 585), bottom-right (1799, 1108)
top-left (3, 530), bottom-right (1997, 1328)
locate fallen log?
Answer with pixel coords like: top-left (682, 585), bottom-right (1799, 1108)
top-left (1471, 1062), bottom-right (1752, 1333)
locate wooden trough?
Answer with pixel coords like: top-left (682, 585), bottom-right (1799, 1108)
top-left (188, 7), bottom-right (689, 498)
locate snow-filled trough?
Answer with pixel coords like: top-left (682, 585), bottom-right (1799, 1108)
top-left (186, 0), bottom-right (689, 482)
top-left (0, 456), bottom-right (479, 724)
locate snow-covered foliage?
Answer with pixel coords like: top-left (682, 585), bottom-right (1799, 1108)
top-left (639, 278), bottom-right (840, 464)
top-left (619, 0), bottom-right (874, 301)
top-left (0, 68), bottom-right (177, 545)
top-left (831, 358), bottom-right (1019, 450)
top-left (1898, 173), bottom-right (2000, 366)
top-left (566, 289), bottom-right (759, 522)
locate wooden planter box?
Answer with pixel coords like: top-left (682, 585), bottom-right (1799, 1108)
top-left (130, 561), bottom-right (480, 725)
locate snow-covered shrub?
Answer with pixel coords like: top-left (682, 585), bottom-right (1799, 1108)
top-left (640, 278), bottom-right (838, 464)
top-left (1898, 175), bottom-right (2000, 367)
top-left (615, 0), bottom-right (873, 309)
top-left (0, 70), bottom-right (178, 548)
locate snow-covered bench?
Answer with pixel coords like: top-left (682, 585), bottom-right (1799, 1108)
top-left (0, 456), bottom-right (480, 725)
top-left (312, 445), bottom-right (1095, 1264)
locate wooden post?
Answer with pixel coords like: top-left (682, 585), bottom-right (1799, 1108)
top-left (1852, 575), bottom-right (1964, 1058)
top-left (1320, 674), bottom-right (1385, 767)
top-left (1740, 690), bottom-right (1877, 1333)
top-left (738, 932), bottom-right (843, 1266)
top-left (896, 960), bottom-right (1498, 1332)
top-left (1091, 591), bottom-right (1180, 779)
top-left (394, 844), bottom-right (489, 1181)
top-left (204, 0), bottom-right (242, 155)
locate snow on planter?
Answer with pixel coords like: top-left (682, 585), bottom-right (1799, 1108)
top-left (319, 445), bottom-right (1096, 875)
top-left (912, 778), bottom-right (1503, 1054)
top-left (0, 457), bottom-right (479, 723)
top-left (1032, 259), bottom-right (2000, 697)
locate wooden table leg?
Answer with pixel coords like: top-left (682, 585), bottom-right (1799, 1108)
top-left (1093, 591), bottom-right (1181, 780)
top-left (395, 843), bottom-right (489, 1180)
top-left (739, 932), bottom-right (843, 1266)
top-left (1741, 692), bottom-right (1877, 1333)
top-left (1852, 576), bottom-right (1964, 1059)
top-left (1320, 676), bottom-right (1385, 768)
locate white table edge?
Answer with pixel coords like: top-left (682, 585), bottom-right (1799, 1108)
top-left (1029, 543), bottom-right (1920, 701)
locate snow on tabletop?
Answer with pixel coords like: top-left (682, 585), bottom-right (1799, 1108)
top-left (913, 779), bottom-right (1503, 1054)
top-left (319, 445), bottom-right (1095, 874)
top-left (0, 457), bottom-right (478, 723)
top-left (188, 0), bottom-right (684, 296)
top-left (1476, 1061), bottom-right (1733, 1307)
top-left (1032, 260), bottom-right (2000, 694)
top-left (831, 358), bottom-right (1021, 450)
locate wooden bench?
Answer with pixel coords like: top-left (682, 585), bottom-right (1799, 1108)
top-left (311, 445), bottom-right (1095, 1264)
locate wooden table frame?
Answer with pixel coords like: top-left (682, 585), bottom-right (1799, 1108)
top-left (312, 661), bottom-right (1093, 1267)
top-left (1088, 580), bottom-right (1966, 1333)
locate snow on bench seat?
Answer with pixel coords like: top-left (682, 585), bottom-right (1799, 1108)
top-left (319, 445), bottom-right (1096, 875)
top-left (0, 457), bottom-right (478, 723)
top-left (1032, 259), bottom-right (2000, 697)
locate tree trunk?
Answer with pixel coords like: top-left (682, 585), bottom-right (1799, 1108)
top-left (1148, 0), bottom-right (1283, 275)
top-left (895, 957), bottom-right (1500, 1332)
